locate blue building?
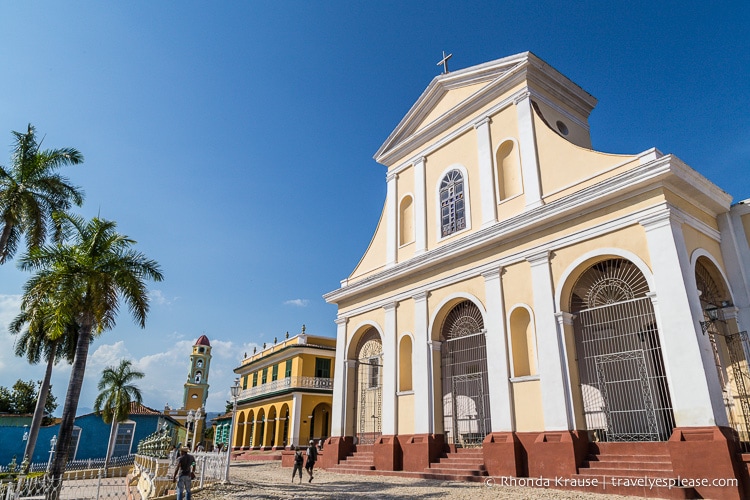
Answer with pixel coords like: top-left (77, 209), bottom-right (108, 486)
top-left (0, 403), bottom-right (179, 467)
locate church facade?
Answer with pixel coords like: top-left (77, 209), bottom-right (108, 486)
top-left (322, 52), bottom-right (750, 498)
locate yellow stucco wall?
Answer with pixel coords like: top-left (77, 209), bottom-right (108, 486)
top-left (534, 111), bottom-right (638, 201)
top-left (416, 82), bottom-right (488, 133)
top-left (349, 200), bottom-right (389, 282)
top-left (397, 393), bottom-right (415, 434)
top-left (511, 379), bottom-right (544, 431)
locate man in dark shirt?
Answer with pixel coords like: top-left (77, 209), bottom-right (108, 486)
top-left (172, 447), bottom-right (196, 500)
top-left (305, 440), bottom-right (318, 482)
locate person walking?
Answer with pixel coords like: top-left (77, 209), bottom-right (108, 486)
top-left (292, 446), bottom-right (304, 484)
top-left (305, 439), bottom-right (318, 483)
top-left (173, 447), bottom-right (196, 500)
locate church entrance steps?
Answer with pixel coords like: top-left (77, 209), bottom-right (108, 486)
top-left (424, 448), bottom-right (487, 478)
top-left (328, 447), bottom-right (375, 472)
top-left (566, 442), bottom-right (696, 499)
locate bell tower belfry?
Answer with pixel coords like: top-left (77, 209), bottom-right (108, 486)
top-left (183, 335), bottom-right (211, 411)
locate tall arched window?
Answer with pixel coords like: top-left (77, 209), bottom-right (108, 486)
top-left (440, 170), bottom-right (466, 237)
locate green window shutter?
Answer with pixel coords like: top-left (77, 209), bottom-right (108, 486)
top-left (252, 372), bottom-right (258, 387)
top-left (272, 364), bottom-right (278, 381)
top-left (315, 358), bottom-right (331, 378)
top-left (262, 368), bottom-right (268, 384)
top-left (285, 359), bottom-right (292, 378)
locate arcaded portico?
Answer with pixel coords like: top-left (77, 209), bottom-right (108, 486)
top-left (322, 52), bottom-right (750, 499)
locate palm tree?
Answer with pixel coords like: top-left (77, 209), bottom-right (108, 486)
top-left (9, 302), bottom-right (78, 472)
top-left (93, 359), bottom-right (144, 469)
top-left (0, 124), bottom-right (84, 263)
top-left (18, 214), bottom-right (163, 486)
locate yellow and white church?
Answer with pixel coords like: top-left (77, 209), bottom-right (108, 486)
top-left (321, 52), bottom-right (750, 499)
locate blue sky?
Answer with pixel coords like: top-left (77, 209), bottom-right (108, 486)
top-left (0, 1), bottom-right (748, 414)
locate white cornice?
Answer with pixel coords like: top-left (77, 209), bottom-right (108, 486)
top-left (326, 155), bottom-right (730, 307)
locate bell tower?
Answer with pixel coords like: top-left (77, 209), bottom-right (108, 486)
top-left (183, 335), bottom-right (211, 410)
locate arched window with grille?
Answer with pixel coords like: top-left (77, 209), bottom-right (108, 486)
top-left (439, 169), bottom-right (466, 237)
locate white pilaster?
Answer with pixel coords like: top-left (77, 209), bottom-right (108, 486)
top-left (527, 250), bottom-right (570, 430)
top-left (482, 267), bottom-right (513, 431)
top-left (382, 302), bottom-right (398, 435)
top-left (514, 92), bottom-right (543, 209)
top-left (412, 292), bottom-right (431, 434)
top-left (640, 210), bottom-right (727, 426)
top-left (719, 210), bottom-right (750, 332)
top-left (331, 317), bottom-right (348, 437)
top-left (414, 157), bottom-right (427, 255)
top-left (290, 393), bottom-right (302, 447)
top-left (554, 311), bottom-right (576, 428)
top-left (427, 339), bottom-right (442, 434)
top-left (386, 171), bottom-right (398, 267)
top-left (474, 117), bottom-right (497, 228)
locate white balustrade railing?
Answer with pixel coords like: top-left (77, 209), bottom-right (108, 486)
top-left (237, 376), bottom-right (333, 400)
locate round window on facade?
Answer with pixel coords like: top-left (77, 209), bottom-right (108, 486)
top-left (556, 120), bottom-right (569, 136)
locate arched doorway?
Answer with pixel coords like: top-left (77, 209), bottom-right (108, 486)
top-left (309, 402), bottom-right (332, 443)
top-left (440, 300), bottom-right (491, 448)
top-left (571, 258), bottom-right (674, 442)
top-left (354, 328), bottom-right (382, 445)
top-left (696, 257), bottom-right (750, 449)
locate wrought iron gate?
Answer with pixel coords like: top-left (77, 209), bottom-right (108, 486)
top-left (355, 331), bottom-right (382, 445)
top-left (572, 259), bottom-right (674, 442)
top-left (575, 298), bottom-right (674, 441)
top-left (441, 301), bottom-right (491, 448)
top-left (697, 258), bottom-right (750, 451)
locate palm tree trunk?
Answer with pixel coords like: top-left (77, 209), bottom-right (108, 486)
top-left (50, 316), bottom-right (93, 493)
top-left (104, 418), bottom-right (118, 472)
top-left (23, 339), bottom-right (58, 472)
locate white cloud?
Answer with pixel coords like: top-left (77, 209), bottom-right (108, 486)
top-left (148, 289), bottom-right (176, 306)
top-left (89, 341), bottom-right (132, 370)
top-left (0, 294), bottom-right (23, 371)
top-left (284, 299), bottom-right (309, 307)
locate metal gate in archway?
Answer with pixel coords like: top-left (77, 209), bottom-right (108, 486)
top-left (696, 259), bottom-right (750, 451)
top-left (572, 259), bottom-right (675, 442)
top-left (355, 330), bottom-right (382, 445)
top-left (441, 301), bottom-right (491, 448)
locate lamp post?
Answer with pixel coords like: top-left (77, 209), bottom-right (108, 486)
top-left (47, 435), bottom-right (57, 472)
top-left (223, 378), bottom-right (240, 483)
top-left (192, 407), bottom-right (203, 451)
top-left (186, 410), bottom-right (195, 449)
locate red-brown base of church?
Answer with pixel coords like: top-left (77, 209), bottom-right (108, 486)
top-left (281, 427), bottom-right (750, 499)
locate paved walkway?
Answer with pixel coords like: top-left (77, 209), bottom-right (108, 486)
top-left (192, 462), bottom-right (641, 499)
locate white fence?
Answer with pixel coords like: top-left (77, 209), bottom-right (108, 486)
top-left (0, 452), bottom-right (226, 500)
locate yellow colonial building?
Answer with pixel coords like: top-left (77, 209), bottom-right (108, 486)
top-left (321, 52), bottom-right (750, 499)
top-left (231, 327), bottom-right (335, 450)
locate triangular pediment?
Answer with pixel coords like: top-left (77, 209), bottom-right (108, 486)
top-left (374, 52), bottom-right (531, 165)
top-left (374, 51), bottom-right (597, 167)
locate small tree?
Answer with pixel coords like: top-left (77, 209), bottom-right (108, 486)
top-left (93, 359), bottom-right (144, 469)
